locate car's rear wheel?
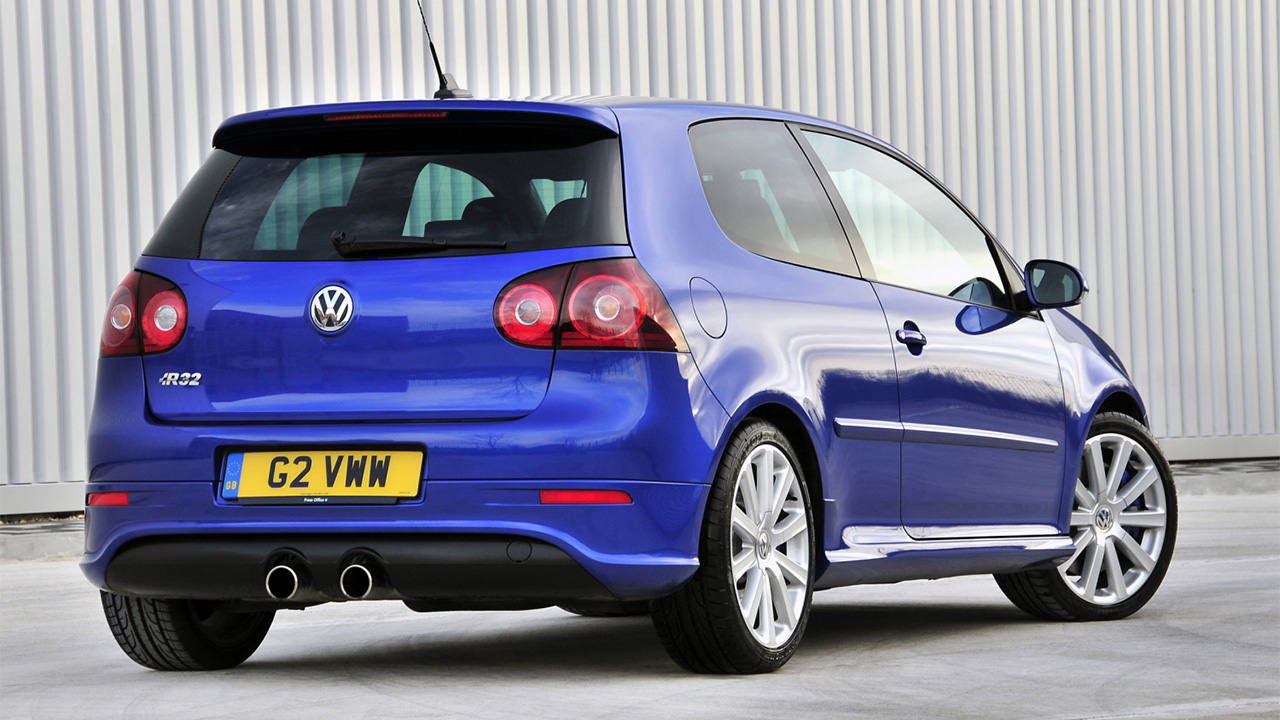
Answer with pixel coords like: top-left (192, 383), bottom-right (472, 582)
top-left (995, 412), bottom-right (1177, 621)
top-left (557, 601), bottom-right (651, 618)
top-left (652, 420), bottom-right (815, 673)
top-left (101, 591), bottom-right (275, 670)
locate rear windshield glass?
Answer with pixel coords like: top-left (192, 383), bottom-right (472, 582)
top-left (186, 132), bottom-right (625, 260)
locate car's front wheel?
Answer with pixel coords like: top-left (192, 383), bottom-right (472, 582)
top-left (652, 420), bottom-right (815, 673)
top-left (101, 591), bottom-right (275, 670)
top-left (995, 412), bottom-right (1178, 621)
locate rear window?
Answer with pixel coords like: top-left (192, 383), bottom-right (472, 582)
top-left (145, 126), bottom-right (625, 261)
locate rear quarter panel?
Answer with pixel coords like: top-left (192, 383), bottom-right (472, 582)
top-left (613, 105), bottom-right (903, 556)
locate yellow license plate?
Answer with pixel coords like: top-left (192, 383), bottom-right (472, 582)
top-left (221, 450), bottom-right (424, 504)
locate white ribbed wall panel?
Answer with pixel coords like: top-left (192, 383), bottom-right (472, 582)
top-left (1, 0), bottom-right (1276, 515)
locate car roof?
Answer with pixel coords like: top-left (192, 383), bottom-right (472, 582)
top-left (211, 96), bottom-right (883, 151)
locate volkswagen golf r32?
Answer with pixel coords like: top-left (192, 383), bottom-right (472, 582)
top-left (83, 98), bottom-right (1176, 673)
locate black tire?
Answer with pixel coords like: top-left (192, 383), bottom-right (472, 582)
top-left (995, 412), bottom-right (1178, 621)
top-left (557, 601), bottom-right (651, 618)
top-left (651, 420), bottom-right (816, 674)
top-left (101, 591), bottom-right (275, 670)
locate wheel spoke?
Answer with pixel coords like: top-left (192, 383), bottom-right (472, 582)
top-left (772, 512), bottom-right (807, 545)
top-left (1070, 510), bottom-right (1094, 527)
top-left (732, 505), bottom-right (759, 541)
top-left (770, 463), bottom-right (793, 519)
top-left (1117, 465), bottom-right (1159, 508)
top-left (737, 466), bottom-right (760, 522)
top-left (775, 552), bottom-right (808, 585)
top-left (767, 566), bottom-right (797, 630)
top-left (1119, 509), bottom-right (1166, 529)
top-left (1074, 479), bottom-right (1096, 510)
top-left (1085, 440), bottom-right (1107, 497)
top-left (1081, 542), bottom-right (1104, 601)
top-left (1103, 538), bottom-right (1129, 601)
top-left (740, 567), bottom-right (763, 619)
top-left (1104, 438), bottom-right (1134, 500)
top-left (756, 450), bottom-right (774, 524)
top-left (1063, 527), bottom-right (1095, 568)
top-left (1115, 530), bottom-right (1156, 573)
top-left (732, 548), bottom-right (756, 581)
top-left (758, 574), bottom-right (776, 645)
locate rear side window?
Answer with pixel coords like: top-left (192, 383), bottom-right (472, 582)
top-left (689, 120), bottom-right (857, 276)
top-left (154, 127), bottom-right (626, 261)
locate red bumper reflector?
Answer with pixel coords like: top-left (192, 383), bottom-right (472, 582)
top-left (539, 489), bottom-right (632, 505)
top-left (87, 492), bottom-right (129, 507)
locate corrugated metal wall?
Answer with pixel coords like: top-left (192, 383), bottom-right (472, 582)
top-left (1, 0), bottom-right (1276, 515)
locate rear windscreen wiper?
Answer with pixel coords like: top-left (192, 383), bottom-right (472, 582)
top-left (331, 231), bottom-right (507, 257)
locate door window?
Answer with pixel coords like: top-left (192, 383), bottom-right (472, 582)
top-left (803, 131), bottom-right (1009, 307)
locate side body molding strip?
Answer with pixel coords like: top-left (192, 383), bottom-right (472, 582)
top-left (833, 417), bottom-right (1059, 453)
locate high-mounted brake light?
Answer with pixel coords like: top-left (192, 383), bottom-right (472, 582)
top-left (323, 111), bottom-right (448, 122)
top-left (100, 271), bottom-right (188, 357)
top-left (494, 259), bottom-right (688, 352)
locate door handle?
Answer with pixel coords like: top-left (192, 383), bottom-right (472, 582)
top-left (895, 328), bottom-right (927, 346)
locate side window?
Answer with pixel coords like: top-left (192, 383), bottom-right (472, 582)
top-left (403, 164), bottom-right (493, 236)
top-left (689, 120), bottom-right (856, 275)
top-left (255, 154), bottom-right (363, 250)
top-left (803, 131), bottom-right (1010, 307)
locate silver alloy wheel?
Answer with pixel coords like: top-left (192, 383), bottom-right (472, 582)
top-left (730, 443), bottom-right (809, 648)
top-left (1061, 432), bottom-right (1169, 605)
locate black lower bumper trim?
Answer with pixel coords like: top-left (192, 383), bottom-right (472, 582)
top-left (104, 534), bottom-right (614, 603)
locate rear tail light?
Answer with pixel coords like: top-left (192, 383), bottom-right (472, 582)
top-left (494, 259), bottom-right (688, 352)
top-left (100, 271), bottom-right (188, 357)
top-left (494, 266), bottom-right (571, 348)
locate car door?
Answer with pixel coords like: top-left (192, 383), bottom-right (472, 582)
top-left (682, 119), bottom-right (904, 546)
top-left (800, 129), bottom-right (1068, 539)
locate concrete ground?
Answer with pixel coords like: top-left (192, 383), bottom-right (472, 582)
top-left (1, 470), bottom-right (1277, 719)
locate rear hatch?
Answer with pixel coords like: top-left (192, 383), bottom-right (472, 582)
top-left (139, 105), bottom-right (628, 423)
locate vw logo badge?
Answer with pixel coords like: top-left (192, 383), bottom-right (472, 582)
top-left (310, 285), bottom-right (353, 333)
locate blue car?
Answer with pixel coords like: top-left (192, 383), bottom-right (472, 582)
top-left (83, 98), bottom-right (1177, 674)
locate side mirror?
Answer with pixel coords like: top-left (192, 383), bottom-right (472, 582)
top-left (1024, 259), bottom-right (1088, 308)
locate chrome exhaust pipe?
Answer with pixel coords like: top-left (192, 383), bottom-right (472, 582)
top-left (265, 564), bottom-right (300, 600)
top-left (339, 562), bottom-right (376, 600)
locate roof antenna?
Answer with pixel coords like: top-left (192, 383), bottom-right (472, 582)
top-left (415, 0), bottom-right (473, 99)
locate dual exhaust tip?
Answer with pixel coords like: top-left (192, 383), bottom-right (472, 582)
top-left (264, 553), bottom-right (384, 601)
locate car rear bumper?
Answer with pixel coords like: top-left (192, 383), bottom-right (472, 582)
top-left (81, 478), bottom-right (709, 600)
top-left (101, 534), bottom-right (617, 605)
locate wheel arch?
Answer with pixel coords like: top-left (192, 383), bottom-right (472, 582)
top-left (1096, 391), bottom-right (1148, 428)
top-left (728, 399), bottom-right (828, 579)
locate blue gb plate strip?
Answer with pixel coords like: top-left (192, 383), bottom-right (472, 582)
top-left (221, 453), bottom-right (243, 499)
